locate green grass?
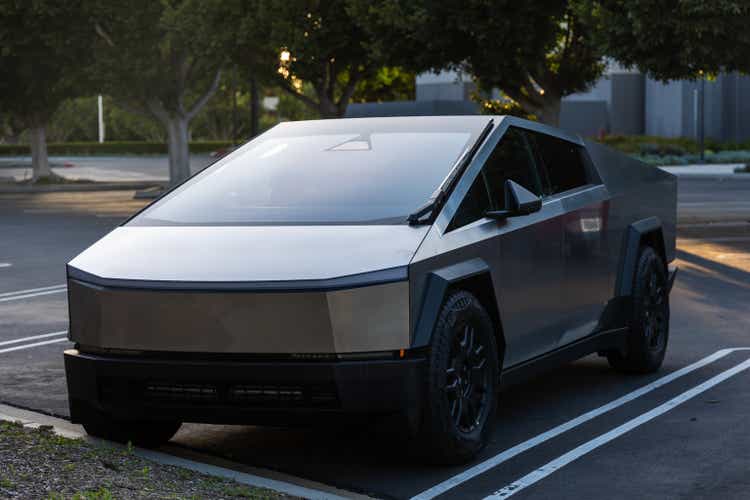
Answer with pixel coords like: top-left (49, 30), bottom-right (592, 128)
top-left (72, 487), bottom-right (115, 500)
top-left (0, 420), bottom-right (289, 499)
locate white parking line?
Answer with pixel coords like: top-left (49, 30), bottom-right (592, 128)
top-left (0, 284), bottom-right (67, 298)
top-left (411, 348), bottom-right (750, 500)
top-left (0, 337), bottom-right (70, 354)
top-left (487, 355), bottom-right (750, 499)
top-left (0, 263), bottom-right (11, 268)
top-left (0, 284), bottom-right (67, 303)
top-left (0, 330), bottom-right (68, 347)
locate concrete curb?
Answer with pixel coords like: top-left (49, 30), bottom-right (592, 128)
top-left (0, 403), bottom-right (370, 499)
top-left (0, 181), bottom-right (164, 194)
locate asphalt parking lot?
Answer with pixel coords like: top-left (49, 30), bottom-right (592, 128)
top-left (1, 177), bottom-right (749, 499)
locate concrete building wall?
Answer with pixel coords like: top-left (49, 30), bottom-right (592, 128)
top-left (346, 100), bottom-right (478, 118)
top-left (415, 71), bottom-right (475, 102)
top-left (562, 71), bottom-right (644, 135)
top-left (645, 79), bottom-right (683, 137)
top-left (719, 73), bottom-right (750, 143)
top-left (646, 74), bottom-right (749, 141)
top-left (559, 101), bottom-right (609, 137)
top-left (566, 77), bottom-right (613, 103)
top-left (346, 68), bottom-right (750, 142)
top-left (610, 73), bottom-right (645, 135)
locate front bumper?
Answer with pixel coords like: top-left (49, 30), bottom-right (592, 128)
top-left (64, 349), bottom-right (425, 425)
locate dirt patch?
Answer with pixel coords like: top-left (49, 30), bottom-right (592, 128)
top-left (0, 421), bottom-right (293, 499)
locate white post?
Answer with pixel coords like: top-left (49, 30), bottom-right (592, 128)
top-left (97, 95), bottom-right (105, 143)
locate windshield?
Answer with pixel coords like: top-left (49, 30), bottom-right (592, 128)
top-left (130, 117), bottom-right (490, 226)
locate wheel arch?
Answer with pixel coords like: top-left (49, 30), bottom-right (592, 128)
top-left (615, 216), bottom-right (667, 298)
top-left (411, 258), bottom-right (506, 369)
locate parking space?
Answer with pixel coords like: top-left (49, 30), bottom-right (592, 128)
top-left (1, 179), bottom-right (749, 499)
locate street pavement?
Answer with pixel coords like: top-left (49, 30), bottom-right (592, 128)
top-left (0, 177), bottom-right (749, 499)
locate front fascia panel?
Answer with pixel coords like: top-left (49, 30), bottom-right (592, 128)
top-left (69, 278), bottom-right (409, 354)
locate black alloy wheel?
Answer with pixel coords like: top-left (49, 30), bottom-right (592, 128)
top-left (445, 323), bottom-right (491, 434)
top-left (415, 289), bottom-right (499, 464)
top-left (608, 245), bottom-right (670, 373)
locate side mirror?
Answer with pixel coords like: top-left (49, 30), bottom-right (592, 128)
top-left (486, 180), bottom-right (542, 220)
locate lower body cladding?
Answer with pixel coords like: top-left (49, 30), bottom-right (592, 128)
top-left (64, 350), bottom-right (425, 425)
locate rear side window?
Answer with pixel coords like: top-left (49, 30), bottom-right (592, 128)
top-left (528, 131), bottom-right (589, 195)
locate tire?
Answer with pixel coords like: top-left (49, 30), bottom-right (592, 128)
top-left (415, 290), bottom-right (499, 464)
top-left (83, 414), bottom-right (181, 448)
top-left (608, 245), bottom-right (670, 373)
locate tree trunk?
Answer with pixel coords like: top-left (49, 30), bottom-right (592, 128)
top-left (250, 77), bottom-right (260, 138)
top-left (537, 96), bottom-right (562, 127)
top-left (166, 116), bottom-right (191, 185)
top-left (29, 124), bottom-right (52, 181)
top-left (316, 90), bottom-right (342, 118)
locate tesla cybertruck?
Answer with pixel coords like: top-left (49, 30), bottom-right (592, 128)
top-left (64, 116), bottom-right (677, 462)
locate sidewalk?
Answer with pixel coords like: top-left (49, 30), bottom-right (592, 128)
top-left (660, 164), bottom-right (748, 177)
top-left (0, 155), bottom-right (214, 183)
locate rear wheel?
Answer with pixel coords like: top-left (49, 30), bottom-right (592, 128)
top-left (415, 290), bottom-right (498, 464)
top-left (83, 414), bottom-right (181, 448)
top-left (608, 246), bottom-right (669, 373)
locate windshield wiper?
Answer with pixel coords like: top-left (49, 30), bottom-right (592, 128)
top-left (407, 119), bottom-right (495, 225)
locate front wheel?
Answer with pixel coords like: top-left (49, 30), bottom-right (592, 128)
top-left (608, 245), bottom-right (670, 373)
top-left (415, 290), bottom-right (499, 464)
top-left (83, 414), bottom-right (181, 448)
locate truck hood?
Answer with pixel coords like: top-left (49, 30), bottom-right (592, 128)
top-left (67, 225), bottom-right (429, 287)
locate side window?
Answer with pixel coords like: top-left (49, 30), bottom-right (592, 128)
top-left (448, 175), bottom-right (491, 231)
top-left (447, 127), bottom-right (542, 231)
top-left (481, 127), bottom-right (543, 209)
top-left (528, 131), bottom-right (589, 195)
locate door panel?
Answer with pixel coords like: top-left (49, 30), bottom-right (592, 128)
top-left (496, 205), bottom-right (566, 367)
top-left (558, 186), bottom-right (615, 346)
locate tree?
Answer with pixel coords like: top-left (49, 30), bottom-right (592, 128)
top-left (226, 0), bottom-right (413, 118)
top-left (589, 0), bottom-right (750, 80)
top-left (0, 1), bottom-right (94, 180)
top-left (351, 67), bottom-right (415, 103)
top-left (89, 0), bottom-right (225, 184)
top-left (470, 1), bottom-right (605, 125)
top-left (361, 0), bottom-right (605, 125)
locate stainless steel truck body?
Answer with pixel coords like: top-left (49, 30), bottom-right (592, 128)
top-left (64, 116), bottom-right (677, 461)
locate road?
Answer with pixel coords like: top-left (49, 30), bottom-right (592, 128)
top-left (0, 176), bottom-right (749, 499)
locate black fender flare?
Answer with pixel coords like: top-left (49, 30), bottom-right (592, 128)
top-left (411, 258), bottom-right (498, 349)
top-left (598, 217), bottom-right (667, 333)
top-left (614, 216), bottom-right (666, 297)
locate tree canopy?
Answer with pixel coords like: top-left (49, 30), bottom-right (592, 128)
top-left (361, 0), bottom-right (605, 125)
top-left (590, 0), bottom-right (750, 81)
top-left (0, 0), bottom-right (94, 178)
top-left (89, 0), bottom-right (227, 183)
top-left (225, 0), bottom-right (414, 118)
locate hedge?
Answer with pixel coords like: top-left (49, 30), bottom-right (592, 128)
top-left (0, 140), bottom-right (235, 156)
